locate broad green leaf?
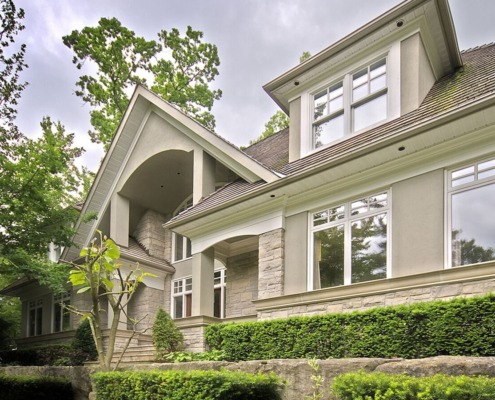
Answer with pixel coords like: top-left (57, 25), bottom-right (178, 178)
top-left (77, 286), bottom-right (91, 294)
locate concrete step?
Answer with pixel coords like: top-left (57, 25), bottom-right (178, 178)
top-left (112, 344), bottom-right (156, 363)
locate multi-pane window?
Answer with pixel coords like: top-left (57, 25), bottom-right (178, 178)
top-left (448, 158), bottom-right (495, 267)
top-left (214, 269), bottom-right (227, 319)
top-left (173, 277), bottom-right (192, 319)
top-left (173, 233), bottom-right (192, 262)
top-left (28, 299), bottom-right (43, 336)
top-left (312, 58), bottom-right (387, 149)
top-left (53, 291), bottom-right (71, 333)
top-left (310, 192), bottom-right (389, 290)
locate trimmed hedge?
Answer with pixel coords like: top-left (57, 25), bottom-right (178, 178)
top-left (205, 294), bottom-right (495, 361)
top-left (92, 370), bottom-right (282, 399)
top-left (332, 371), bottom-right (495, 399)
top-left (0, 344), bottom-right (87, 366)
top-left (0, 374), bottom-right (73, 400)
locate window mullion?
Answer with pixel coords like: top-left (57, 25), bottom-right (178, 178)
top-left (343, 74), bottom-right (352, 135)
top-left (344, 204), bottom-right (352, 285)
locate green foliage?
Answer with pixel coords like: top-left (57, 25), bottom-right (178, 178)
top-left (152, 308), bottom-right (183, 360)
top-left (164, 349), bottom-right (227, 363)
top-left (0, 0), bottom-right (27, 142)
top-left (67, 231), bottom-right (154, 370)
top-left (71, 319), bottom-right (97, 364)
top-left (205, 294), bottom-right (495, 361)
top-left (0, 276), bottom-right (20, 350)
top-left (64, 19), bottom-right (221, 150)
top-left (332, 371), bottom-right (495, 399)
top-left (0, 374), bottom-right (72, 400)
top-left (306, 358), bottom-right (324, 400)
top-left (250, 110), bottom-right (289, 145)
top-left (0, 344), bottom-right (87, 366)
top-left (299, 51), bottom-right (311, 63)
top-left (92, 369), bottom-right (282, 400)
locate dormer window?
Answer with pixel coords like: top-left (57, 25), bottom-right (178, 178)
top-left (312, 58), bottom-right (387, 149)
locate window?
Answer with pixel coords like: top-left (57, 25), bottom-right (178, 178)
top-left (173, 277), bottom-right (192, 319)
top-left (28, 299), bottom-right (43, 336)
top-left (53, 291), bottom-right (71, 333)
top-left (448, 158), bottom-right (495, 267)
top-left (214, 269), bottom-right (226, 319)
top-left (173, 233), bottom-right (192, 262)
top-left (312, 58), bottom-right (387, 149)
top-left (310, 192), bottom-right (389, 290)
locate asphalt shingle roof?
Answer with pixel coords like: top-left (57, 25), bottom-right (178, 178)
top-left (170, 44), bottom-right (495, 225)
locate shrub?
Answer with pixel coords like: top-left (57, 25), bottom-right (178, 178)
top-left (205, 294), bottom-right (495, 361)
top-left (152, 308), bottom-right (183, 360)
top-left (332, 371), bottom-right (495, 399)
top-left (71, 319), bottom-right (97, 364)
top-left (164, 349), bottom-right (228, 362)
top-left (92, 369), bottom-right (282, 400)
top-left (0, 344), bottom-right (83, 366)
top-left (0, 374), bottom-right (72, 400)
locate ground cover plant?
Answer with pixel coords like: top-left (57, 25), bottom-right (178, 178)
top-left (206, 294), bottom-right (495, 361)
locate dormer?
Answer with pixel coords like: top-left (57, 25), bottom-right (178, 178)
top-left (263, 0), bottom-right (462, 162)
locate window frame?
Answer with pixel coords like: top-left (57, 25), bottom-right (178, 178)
top-left (52, 291), bottom-right (71, 333)
top-left (446, 157), bottom-right (495, 268)
top-left (311, 56), bottom-right (388, 150)
top-left (308, 190), bottom-right (391, 291)
top-left (172, 277), bottom-right (193, 319)
top-left (172, 195), bottom-right (193, 263)
top-left (214, 268), bottom-right (227, 319)
top-left (28, 298), bottom-right (43, 337)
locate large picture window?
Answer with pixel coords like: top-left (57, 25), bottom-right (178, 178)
top-left (448, 158), bottom-right (495, 267)
top-left (172, 277), bottom-right (192, 319)
top-left (312, 58), bottom-right (387, 149)
top-left (310, 192), bottom-right (389, 290)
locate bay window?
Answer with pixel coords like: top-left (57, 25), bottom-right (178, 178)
top-left (53, 291), bottom-right (71, 333)
top-left (28, 299), bottom-right (43, 336)
top-left (448, 158), bottom-right (495, 267)
top-left (310, 192), bottom-right (389, 290)
top-left (312, 58), bottom-right (387, 149)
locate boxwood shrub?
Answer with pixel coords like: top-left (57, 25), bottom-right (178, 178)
top-left (92, 370), bottom-right (282, 400)
top-left (205, 294), bottom-right (495, 361)
top-left (0, 375), bottom-right (73, 400)
top-left (332, 371), bottom-right (495, 399)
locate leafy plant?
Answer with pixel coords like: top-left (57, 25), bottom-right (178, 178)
top-left (70, 319), bottom-right (97, 364)
top-left (164, 349), bottom-right (227, 363)
top-left (152, 308), bottom-right (183, 360)
top-left (305, 358), bottom-right (324, 400)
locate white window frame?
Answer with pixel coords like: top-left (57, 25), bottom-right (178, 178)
top-left (446, 157), bottom-right (495, 268)
top-left (311, 56), bottom-right (388, 150)
top-left (28, 298), bottom-right (43, 337)
top-left (52, 291), bottom-right (71, 333)
top-left (214, 269), bottom-right (227, 319)
top-left (308, 190), bottom-right (391, 291)
top-left (172, 277), bottom-right (192, 319)
top-left (172, 195), bottom-right (193, 263)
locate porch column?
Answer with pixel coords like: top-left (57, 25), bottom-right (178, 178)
top-left (258, 228), bottom-right (285, 299)
top-left (110, 193), bottom-right (129, 247)
top-left (191, 247), bottom-right (215, 316)
top-left (193, 149), bottom-right (216, 205)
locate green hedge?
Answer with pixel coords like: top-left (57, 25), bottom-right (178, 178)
top-left (332, 371), bottom-right (495, 399)
top-left (92, 370), bottom-right (282, 400)
top-left (205, 294), bottom-right (495, 361)
top-left (0, 344), bottom-right (88, 366)
top-left (0, 375), bottom-right (73, 400)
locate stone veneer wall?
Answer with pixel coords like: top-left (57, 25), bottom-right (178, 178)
top-left (180, 326), bottom-right (207, 352)
top-left (127, 285), bottom-right (163, 331)
top-left (258, 229), bottom-right (285, 299)
top-left (133, 210), bottom-right (167, 258)
top-left (226, 251), bottom-right (259, 317)
top-left (257, 276), bottom-right (495, 320)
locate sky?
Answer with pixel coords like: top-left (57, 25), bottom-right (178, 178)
top-left (12, 0), bottom-right (495, 172)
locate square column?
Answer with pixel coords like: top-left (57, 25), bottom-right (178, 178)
top-left (193, 149), bottom-right (216, 205)
top-left (191, 247), bottom-right (215, 316)
top-left (258, 228), bottom-right (285, 299)
top-left (110, 193), bottom-right (129, 247)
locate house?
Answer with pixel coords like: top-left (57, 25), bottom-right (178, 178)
top-left (3, 0), bottom-right (495, 352)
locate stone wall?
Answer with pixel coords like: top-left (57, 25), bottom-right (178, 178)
top-left (258, 228), bottom-right (285, 299)
top-left (4, 356), bottom-right (495, 400)
top-left (127, 285), bottom-right (163, 331)
top-left (226, 250), bottom-right (258, 317)
top-left (180, 325), bottom-right (207, 352)
top-left (257, 276), bottom-right (495, 320)
top-left (133, 209), bottom-right (167, 258)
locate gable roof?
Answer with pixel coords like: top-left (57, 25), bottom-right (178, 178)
top-left (243, 128), bottom-right (289, 171)
top-left (167, 43), bottom-right (495, 227)
top-left (64, 86), bottom-right (280, 261)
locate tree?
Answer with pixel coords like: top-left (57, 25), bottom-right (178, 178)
top-left (152, 308), bottom-right (183, 360)
top-left (0, 0), bottom-right (27, 145)
top-left (63, 19), bottom-right (221, 150)
top-left (0, 117), bottom-right (85, 292)
top-left (249, 110), bottom-right (289, 145)
top-left (67, 232), bottom-right (154, 371)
